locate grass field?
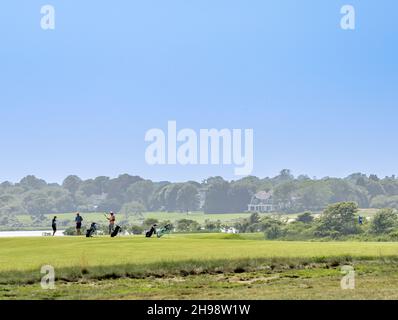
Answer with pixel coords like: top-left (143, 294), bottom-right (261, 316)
top-left (1, 233), bottom-right (398, 300)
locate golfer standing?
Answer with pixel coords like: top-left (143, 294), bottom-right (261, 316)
top-left (75, 212), bottom-right (83, 235)
top-left (52, 216), bottom-right (57, 236)
top-left (106, 212), bottom-right (116, 235)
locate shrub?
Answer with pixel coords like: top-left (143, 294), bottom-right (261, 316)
top-left (176, 219), bottom-right (201, 232)
top-left (265, 224), bottom-right (284, 240)
top-left (63, 226), bottom-right (87, 236)
top-left (369, 208), bottom-right (398, 235)
top-left (296, 212), bottom-right (314, 224)
top-left (315, 202), bottom-right (360, 238)
top-left (130, 225), bottom-right (144, 235)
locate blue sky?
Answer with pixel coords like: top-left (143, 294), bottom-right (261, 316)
top-left (0, 0), bottom-right (397, 183)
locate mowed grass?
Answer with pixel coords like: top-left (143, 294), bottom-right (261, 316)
top-left (2, 234), bottom-right (398, 300)
top-left (2, 234), bottom-right (398, 274)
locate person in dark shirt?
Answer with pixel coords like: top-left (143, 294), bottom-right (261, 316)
top-left (75, 213), bottom-right (83, 235)
top-left (52, 216), bottom-right (57, 236)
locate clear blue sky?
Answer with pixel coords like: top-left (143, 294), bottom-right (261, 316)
top-left (0, 1), bottom-right (397, 183)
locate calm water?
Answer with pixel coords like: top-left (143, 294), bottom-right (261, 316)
top-left (0, 230), bottom-right (65, 237)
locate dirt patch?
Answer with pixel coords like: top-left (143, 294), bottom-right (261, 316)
top-left (227, 275), bottom-right (280, 284)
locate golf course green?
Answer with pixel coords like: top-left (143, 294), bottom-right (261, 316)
top-left (1, 234), bottom-right (398, 300)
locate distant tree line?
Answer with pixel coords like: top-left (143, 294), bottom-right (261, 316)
top-left (64, 202), bottom-right (398, 241)
top-left (2, 170), bottom-right (398, 224)
top-left (234, 202), bottom-right (398, 241)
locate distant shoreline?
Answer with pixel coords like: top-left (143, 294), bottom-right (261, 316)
top-left (0, 230), bottom-right (66, 237)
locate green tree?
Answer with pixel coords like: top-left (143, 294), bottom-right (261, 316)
top-left (130, 225), bottom-right (144, 235)
top-left (143, 218), bottom-right (159, 229)
top-left (296, 212), bottom-right (314, 224)
top-left (249, 212), bottom-right (261, 224)
top-left (96, 197), bottom-right (122, 212)
top-left (176, 219), bottom-right (201, 232)
top-left (107, 174), bottom-right (143, 201)
top-left (366, 180), bottom-right (385, 198)
top-left (126, 180), bottom-right (155, 208)
top-left (227, 184), bottom-right (252, 213)
top-left (62, 175), bottom-right (82, 195)
top-left (22, 190), bottom-right (56, 215)
top-left (176, 184), bottom-right (199, 212)
top-left (370, 195), bottom-right (398, 209)
top-left (315, 202), bottom-right (359, 238)
top-left (121, 201), bottom-right (146, 220)
top-left (203, 177), bottom-right (230, 214)
top-left (369, 208), bottom-right (398, 235)
top-left (77, 179), bottom-right (101, 197)
top-left (298, 182), bottom-right (332, 211)
top-left (262, 217), bottom-right (284, 239)
top-left (19, 175), bottom-right (47, 190)
top-left (274, 181), bottom-right (297, 207)
top-left (274, 169), bottom-right (294, 183)
top-left (204, 219), bottom-right (222, 232)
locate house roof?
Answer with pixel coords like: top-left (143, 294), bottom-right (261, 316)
top-left (255, 191), bottom-right (273, 200)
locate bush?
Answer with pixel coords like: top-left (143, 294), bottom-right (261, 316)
top-left (315, 202), bottom-right (360, 238)
top-left (63, 226), bottom-right (87, 236)
top-left (176, 219), bottom-right (201, 232)
top-left (262, 217), bottom-right (285, 239)
top-left (283, 222), bottom-right (315, 240)
top-left (369, 208), bottom-right (398, 235)
top-left (296, 212), bottom-right (314, 224)
top-left (265, 224), bottom-right (284, 240)
top-left (130, 225), bottom-right (144, 235)
top-left (143, 218), bottom-right (159, 229)
top-left (204, 219), bottom-right (222, 232)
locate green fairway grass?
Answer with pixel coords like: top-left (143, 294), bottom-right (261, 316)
top-left (1, 234), bottom-right (398, 299)
top-left (2, 234), bottom-right (398, 274)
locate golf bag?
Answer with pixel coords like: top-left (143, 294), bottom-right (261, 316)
top-left (146, 225), bottom-right (157, 238)
top-left (86, 223), bottom-right (97, 238)
top-left (111, 225), bottom-right (122, 238)
top-left (156, 224), bottom-right (172, 238)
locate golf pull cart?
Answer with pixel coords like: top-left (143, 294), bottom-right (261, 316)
top-left (111, 225), bottom-right (122, 238)
top-left (146, 224), bottom-right (172, 238)
top-left (86, 223), bottom-right (98, 238)
top-left (85, 223), bottom-right (122, 238)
